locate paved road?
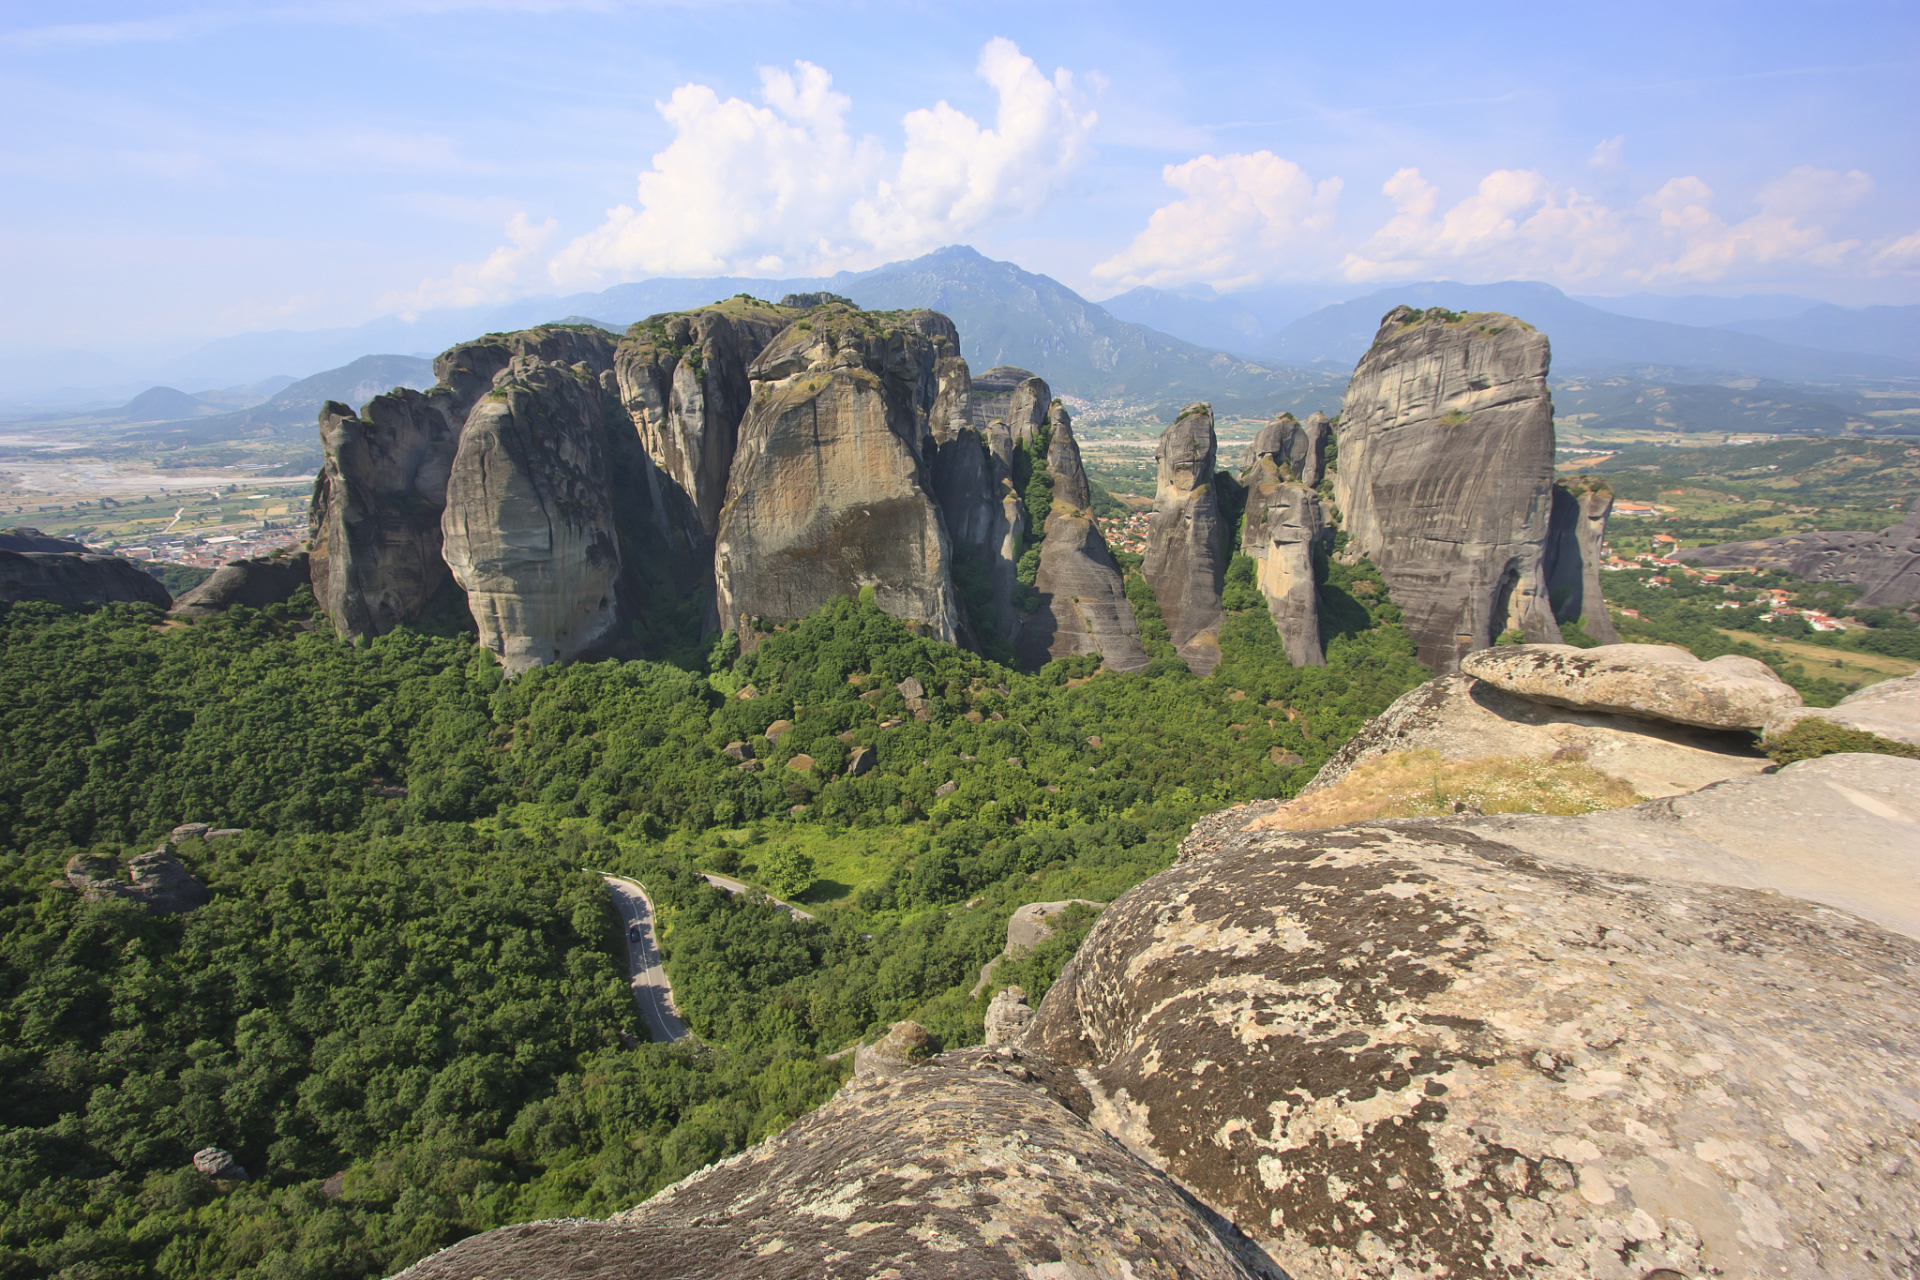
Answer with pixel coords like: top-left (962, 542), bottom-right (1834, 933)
top-left (602, 875), bottom-right (690, 1043)
top-left (701, 871), bottom-right (815, 920)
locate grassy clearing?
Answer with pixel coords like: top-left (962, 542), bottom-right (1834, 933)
top-left (702, 823), bottom-right (918, 907)
top-left (1717, 629), bottom-right (1918, 685)
top-left (1256, 749), bottom-right (1641, 831)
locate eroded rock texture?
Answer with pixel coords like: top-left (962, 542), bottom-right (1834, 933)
top-left (968, 365), bottom-right (1050, 442)
top-left (614, 300), bottom-right (795, 538)
top-left (1242, 411), bottom-right (1330, 488)
top-left (1461, 642), bottom-right (1800, 731)
top-left (1017, 405), bottom-right (1148, 672)
top-left (1543, 480), bottom-right (1619, 643)
top-left (171, 551), bottom-right (310, 616)
top-left (1240, 429), bottom-right (1329, 667)
top-left (1028, 758), bottom-right (1920, 1279)
top-left (1675, 493), bottom-right (1920, 608)
top-left (1142, 403), bottom-right (1227, 674)
top-left (714, 302), bottom-right (964, 642)
top-left (0, 551), bottom-right (172, 608)
top-left (1334, 307), bottom-right (1562, 671)
top-left (441, 357), bottom-right (624, 673)
top-left (396, 1063), bottom-right (1267, 1280)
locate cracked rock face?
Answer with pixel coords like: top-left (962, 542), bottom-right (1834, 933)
top-left (1026, 771), bottom-right (1920, 1280)
top-left (1143, 402), bottom-right (1227, 675)
top-left (1333, 307), bottom-right (1562, 672)
top-left (714, 304), bottom-right (964, 643)
top-left (1461, 642), bottom-right (1802, 731)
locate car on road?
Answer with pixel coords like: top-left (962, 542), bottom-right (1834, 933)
top-left (627, 923), bottom-right (641, 943)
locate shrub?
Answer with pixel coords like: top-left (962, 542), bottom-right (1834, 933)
top-left (1764, 718), bottom-right (1920, 766)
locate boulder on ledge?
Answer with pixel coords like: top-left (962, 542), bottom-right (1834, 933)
top-left (1461, 642), bottom-right (1801, 730)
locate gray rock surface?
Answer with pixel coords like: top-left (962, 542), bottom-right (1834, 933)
top-left (1675, 493), bottom-right (1920, 607)
top-left (1543, 480), bottom-right (1619, 643)
top-left (1029, 758), bottom-right (1920, 1278)
top-left (967, 365), bottom-right (1050, 442)
top-left (1764, 671), bottom-right (1920, 747)
top-left (853, 1019), bottom-right (933, 1079)
top-left (441, 356), bottom-right (624, 673)
top-left (1307, 673), bottom-right (1773, 799)
top-left (1240, 444), bottom-right (1328, 667)
top-left (0, 526), bottom-right (86, 553)
top-left (192, 1147), bottom-right (245, 1179)
top-left (983, 985), bottom-right (1036, 1046)
top-left (1142, 403), bottom-right (1227, 675)
top-left (1241, 411), bottom-right (1330, 488)
top-left (1462, 642), bottom-right (1802, 730)
top-left (171, 551), bottom-right (310, 616)
top-left (1333, 307), bottom-right (1563, 672)
top-left (0, 550), bottom-right (172, 609)
top-left (65, 849), bottom-right (211, 914)
top-left (1006, 899), bottom-right (1103, 954)
top-left (1016, 405), bottom-right (1148, 673)
top-left (714, 303), bottom-right (964, 643)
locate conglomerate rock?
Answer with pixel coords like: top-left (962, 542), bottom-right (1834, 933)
top-left (1027, 754), bottom-right (1920, 1279)
top-left (1333, 307), bottom-right (1563, 672)
top-left (1460, 642), bottom-right (1802, 731)
top-left (714, 302), bottom-right (964, 643)
top-left (1675, 493), bottom-right (1920, 608)
top-left (1240, 434), bottom-right (1329, 668)
top-left (1142, 403), bottom-right (1227, 674)
top-left (171, 551), bottom-right (310, 616)
top-left (0, 550), bottom-right (172, 609)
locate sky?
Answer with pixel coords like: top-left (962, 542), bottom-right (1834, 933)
top-left (2, 0), bottom-right (1917, 358)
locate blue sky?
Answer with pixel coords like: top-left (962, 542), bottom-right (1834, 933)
top-left (3, 0), bottom-right (1916, 354)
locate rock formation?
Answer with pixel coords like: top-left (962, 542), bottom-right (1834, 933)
top-left (0, 550), bottom-right (172, 609)
top-left (171, 551), bottom-right (310, 616)
top-left (714, 302), bottom-right (965, 643)
top-left (1239, 423), bottom-right (1329, 667)
top-left (966, 365), bottom-right (1050, 441)
top-left (441, 356), bottom-right (626, 673)
top-left (1765, 669), bottom-right (1920, 746)
top-left (1016, 405), bottom-right (1149, 672)
top-left (1460, 642), bottom-right (1800, 730)
top-left (1675, 493), bottom-right (1920, 608)
top-left (1542, 479), bottom-right (1619, 642)
top-left (614, 299), bottom-right (796, 538)
top-left (1333, 307), bottom-right (1563, 671)
top-left (0, 527), bottom-right (86, 553)
top-left (1142, 403), bottom-right (1227, 674)
top-left (64, 848), bottom-right (210, 914)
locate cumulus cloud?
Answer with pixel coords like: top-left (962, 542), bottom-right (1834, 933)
top-left (379, 212), bottom-right (559, 316)
top-left (543, 39), bottom-right (1093, 287)
top-left (1089, 151), bottom-right (1343, 291)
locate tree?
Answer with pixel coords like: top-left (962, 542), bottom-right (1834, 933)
top-left (761, 846), bottom-right (817, 899)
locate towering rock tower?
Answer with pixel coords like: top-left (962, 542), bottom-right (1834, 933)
top-left (1545, 479), bottom-right (1620, 643)
top-left (1333, 307), bottom-right (1563, 672)
top-left (1239, 426), bottom-right (1330, 667)
top-left (1141, 403), bottom-right (1227, 675)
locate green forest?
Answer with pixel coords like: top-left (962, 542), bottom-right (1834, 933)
top-left (0, 536), bottom-right (1429, 1279)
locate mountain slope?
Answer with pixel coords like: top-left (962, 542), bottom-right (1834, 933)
top-left (1718, 304), bottom-right (1920, 362)
top-left (112, 354), bottom-right (433, 444)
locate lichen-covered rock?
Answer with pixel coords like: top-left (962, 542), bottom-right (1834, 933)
top-left (441, 357), bottom-right (623, 673)
top-left (1240, 444), bottom-right (1328, 668)
top-left (1461, 642), bottom-right (1802, 730)
top-left (1543, 480), bottom-right (1619, 643)
top-left (615, 300), bottom-right (795, 538)
top-left (714, 303), bottom-right (964, 643)
top-left (171, 550), bottom-right (310, 617)
top-left (1764, 670), bottom-right (1920, 746)
top-left (0, 550), bottom-right (172, 609)
top-left (984, 985), bottom-right (1036, 1046)
top-left (1028, 760), bottom-right (1920, 1279)
top-left (1333, 307), bottom-right (1563, 671)
top-left (853, 1019), bottom-right (933, 1079)
top-left (1143, 403), bottom-right (1227, 674)
top-left (1017, 406), bottom-right (1148, 673)
top-left (1306, 673), bottom-right (1771, 800)
top-left (1676, 493), bottom-right (1920, 608)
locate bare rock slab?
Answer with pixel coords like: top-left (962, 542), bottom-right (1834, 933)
top-left (1462, 642), bottom-right (1801, 731)
top-left (1765, 670), bottom-right (1920, 747)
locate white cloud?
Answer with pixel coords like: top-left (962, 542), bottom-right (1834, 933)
top-left (1089, 151), bottom-right (1343, 291)
top-left (544, 39), bottom-right (1093, 287)
top-left (1589, 135), bottom-right (1626, 172)
top-left (1874, 227), bottom-right (1920, 273)
top-left (379, 212), bottom-right (559, 316)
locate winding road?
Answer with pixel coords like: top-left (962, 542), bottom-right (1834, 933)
top-left (701, 871), bottom-right (815, 920)
top-left (601, 874), bottom-right (690, 1043)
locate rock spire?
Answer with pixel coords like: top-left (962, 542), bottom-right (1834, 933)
top-left (1141, 402), bottom-right (1227, 674)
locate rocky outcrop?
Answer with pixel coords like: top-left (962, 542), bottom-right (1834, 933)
top-left (1675, 493), bottom-right (1920, 608)
top-left (1241, 411), bottom-right (1330, 488)
top-left (192, 1147), bottom-right (246, 1180)
top-left (1765, 670), bottom-right (1920, 746)
top-left (441, 357), bottom-right (625, 673)
top-left (0, 527), bottom-right (86, 553)
top-left (983, 986), bottom-right (1036, 1046)
top-left (1142, 403), bottom-right (1227, 674)
top-left (1333, 307), bottom-right (1562, 671)
top-left (64, 848), bottom-right (210, 914)
top-left (1543, 479), bottom-right (1619, 642)
top-left (1240, 427), bottom-right (1329, 667)
top-left (1027, 754), bottom-right (1920, 1279)
top-left (0, 551), bottom-right (172, 609)
top-left (1461, 642), bottom-right (1801, 730)
top-left (967, 365), bottom-right (1050, 441)
top-left (170, 551), bottom-right (310, 616)
top-left (714, 302), bottom-right (964, 643)
top-left (614, 300), bottom-right (796, 538)
top-left (1016, 405), bottom-right (1149, 672)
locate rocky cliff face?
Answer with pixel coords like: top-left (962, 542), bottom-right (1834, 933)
top-left (1333, 307), bottom-right (1562, 672)
top-left (171, 551), bottom-right (310, 616)
top-left (1016, 405), bottom-right (1149, 672)
top-left (1239, 440), bottom-right (1327, 667)
top-left (0, 527), bottom-right (86, 553)
top-left (713, 302), bottom-right (964, 643)
top-left (967, 365), bottom-right (1050, 442)
top-left (1543, 479), bottom-right (1619, 642)
top-left (614, 300), bottom-right (795, 539)
top-left (1675, 493), bottom-right (1920, 608)
top-left (1241, 410), bottom-right (1330, 488)
top-left (1142, 403), bottom-right (1227, 674)
top-left (441, 356), bottom-right (626, 673)
top-left (0, 550), bottom-right (172, 609)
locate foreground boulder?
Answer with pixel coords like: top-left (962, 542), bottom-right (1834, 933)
top-left (1142, 403), bottom-right (1227, 674)
top-left (1333, 307), bottom-right (1564, 671)
top-left (1461, 642), bottom-right (1801, 730)
top-left (1028, 755), bottom-right (1920, 1279)
top-left (1676, 493), bottom-right (1920, 608)
top-left (170, 550), bottom-right (310, 616)
top-left (0, 551), bottom-right (172, 609)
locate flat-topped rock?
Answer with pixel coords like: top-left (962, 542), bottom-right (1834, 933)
top-left (1462, 642), bottom-right (1801, 730)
